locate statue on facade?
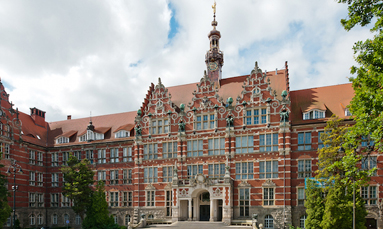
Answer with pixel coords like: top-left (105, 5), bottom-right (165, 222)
top-left (178, 121), bottom-right (185, 132)
top-left (279, 107), bottom-right (289, 123)
top-left (135, 125), bottom-right (142, 136)
top-left (226, 116), bottom-right (234, 127)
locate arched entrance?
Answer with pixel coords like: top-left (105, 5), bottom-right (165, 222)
top-left (188, 188), bottom-right (223, 222)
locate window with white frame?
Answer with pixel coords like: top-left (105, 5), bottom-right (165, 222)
top-left (110, 192), bottom-right (119, 207)
top-left (123, 147), bottom-right (133, 162)
top-left (264, 215), bottom-right (274, 228)
top-left (361, 135), bottom-right (375, 147)
top-left (163, 142), bottom-right (177, 158)
top-left (152, 119), bottom-right (169, 134)
top-left (51, 152), bottom-right (59, 167)
top-left (51, 193), bottom-right (59, 207)
top-left (123, 169), bottom-right (132, 184)
top-left (263, 188), bottom-right (274, 206)
top-left (113, 215), bottom-right (117, 224)
top-left (110, 148), bottom-right (119, 163)
top-left (123, 192), bottom-right (133, 207)
top-left (37, 171), bottom-right (44, 186)
top-left (345, 108), bottom-right (352, 116)
top-left (97, 149), bottom-right (106, 164)
top-left (298, 132), bottom-right (312, 150)
top-left (235, 136), bottom-right (254, 154)
top-left (298, 188), bottom-right (305, 206)
top-left (62, 194), bottom-right (70, 207)
top-left (30, 214), bottom-right (35, 225)
top-left (75, 215), bottom-right (81, 225)
top-left (208, 138), bottom-right (225, 155)
top-left (37, 193), bottom-right (44, 207)
top-left (196, 114), bottom-right (215, 130)
top-left (37, 152), bottom-right (43, 166)
top-left (64, 214), bottom-right (69, 224)
top-left (235, 162), bottom-right (254, 179)
top-left (166, 190), bottom-right (172, 216)
top-left (187, 140), bottom-right (203, 157)
top-left (74, 151), bottom-right (81, 160)
top-left (86, 150), bottom-right (94, 164)
top-left (361, 186), bottom-right (377, 205)
top-left (125, 214), bottom-right (131, 226)
top-left (239, 188), bottom-right (250, 217)
top-left (259, 161), bottom-right (278, 179)
top-left (110, 170), bottom-right (119, 184)
top-left (29, 150), bottom-right (36, 164)
top-left (259, 133), bottom-right (278, 152)
top-left (300, 215), bottom-right (307, 228)
top-left (244, 108), bottom-right (267, 125)
top-left (29, 193), bottom-right (36, 207)
top-left (303, 109), bottom-right (325, 120)
top-left (146, 191), bottom-right (155, 206)
top-left (1, 143), bottom-right (10, 159)
top-left (6, 216), bottom-right (11, 227)
top-left (30, 171), bottom-right (36, 186)
top-left (37, 214), bottom-right (43, 225)
top-left (115, 130), bottom-right (130, 138)
top-left (143, 143), bottom-right (158, 160)
top-left (208, 164), bottom-right (225, 178)
top-left (187, 164), bottom-right (203, 178)
top-left (298, 160), bottom-right (312, 178)
top-left (52, 214), bottom-right (58, 224)
top-left (62, 152), bottom-right (70, 165)
top-left (98, 171), bottom-right (106, 181)
top-left (362, 156), bottom-right (377, 175)
top-left (52, 173), bottom-right (59, 187)
top-left (162, 166), bottom-right (173, 182)
top-left (144, 167), bottom-right (158, 183)
top-left (56, 136), bottom-right (69, 144)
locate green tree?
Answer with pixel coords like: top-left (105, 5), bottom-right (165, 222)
top-left (338, 0), bottom-right (383, 152)
top-left (82, 181), bottom-right (117, 229)
top-left (0, 152), bottom-right (11, 228)
top-left (304, 180), bottom-right (325, 229)
top-left (61, 155), bottom-right (94, 220)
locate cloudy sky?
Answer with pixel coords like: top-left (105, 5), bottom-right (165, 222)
top-left (0, 0), bottom-right (373, 122)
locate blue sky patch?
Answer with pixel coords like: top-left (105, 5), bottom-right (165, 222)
top-left (167, 3), bottom-right (179, 41)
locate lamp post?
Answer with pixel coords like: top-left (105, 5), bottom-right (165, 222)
top-left (6, 159), bottom-right (23, 229)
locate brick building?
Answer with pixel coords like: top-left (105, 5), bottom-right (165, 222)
top-left (1, 10), bottom-right (382, 229)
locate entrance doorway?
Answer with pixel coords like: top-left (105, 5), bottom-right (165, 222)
top-left (365, 218), bottom-right (377, 229)
top-left (200, 205), bottom-right (210, 221)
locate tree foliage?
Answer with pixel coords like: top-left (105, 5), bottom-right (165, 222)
top-left (339, 0), bottom-right (383, 152)
top-left (304, 180), bottom-right (325, 229)
top-left (0, 152), bottom-right (11, 228)
top-left (61, 155), bottom-right (94, 220)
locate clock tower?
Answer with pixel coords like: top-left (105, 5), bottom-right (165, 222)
top-left (205, 1), bottom-right (223, 88)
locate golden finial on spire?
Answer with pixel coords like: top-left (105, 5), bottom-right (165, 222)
top-left (212, 1), bottom-right (216, 15)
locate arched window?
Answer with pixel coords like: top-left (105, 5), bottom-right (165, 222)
top-left (29, 214), bottom-right (35, 225)
top-left (52, 214), bottom-right (58, 225)
top-left (264, 215), bottom-right (273, 228)
top-left (75, 214), bottom-right (81, 225)
top-left (37, 214), bottom-right (43, 225)
top-left (300, 215), bottom-right (307, 228)
top-left (113, 215), bottom-right (117, 224)
top-left (125, 215), bottom-right (131, 225)
top-left (148, 214), bottom-right (154, 219)
top-left (64, 214), bottom-right (69, 224)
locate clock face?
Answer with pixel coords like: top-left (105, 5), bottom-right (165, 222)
top-left (208, 62), bottom-right (218, 71)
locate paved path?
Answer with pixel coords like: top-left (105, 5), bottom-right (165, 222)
top-left (148, 221), bottom-right (251, 229)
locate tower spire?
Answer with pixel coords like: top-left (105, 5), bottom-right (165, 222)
top-left (205, 0), bottom-right (224, 88)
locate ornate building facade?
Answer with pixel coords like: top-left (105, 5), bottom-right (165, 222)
top-left (1, 9), bottom-right (382, 229)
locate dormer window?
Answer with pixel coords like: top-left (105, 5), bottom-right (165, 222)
top-left (87, 130), bottom-right (94, 141)
top-left (303, 109), bottom-right (325, 120)
top-left (345, 108), bottom-right (352, 116)
top-left (79, 130), bottom-right (104, 142)
top-left (56, 136), bottom-right (69, 144)
top-left (115, 130), bottom-right (130, 138)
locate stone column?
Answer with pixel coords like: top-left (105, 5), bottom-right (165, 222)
top-left (188, 199), bottom-right (192, 220)
top-left (210, 199), bottom-right (214, 222)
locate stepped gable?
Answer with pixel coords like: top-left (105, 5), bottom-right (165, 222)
top-left (290, 83), bottom-right (354, 124)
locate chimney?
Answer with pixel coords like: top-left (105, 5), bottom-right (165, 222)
top-left (30, 107), bottom-right (46, 127)
top-left (67, 115), bottom-right (71, 120)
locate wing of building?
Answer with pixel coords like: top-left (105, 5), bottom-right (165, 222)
top-left (1, 8), bottom-right (381, 229)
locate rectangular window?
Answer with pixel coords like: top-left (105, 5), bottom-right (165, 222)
top-left (143, 144), bottom-right (158, 160)
top-left (239, 189), bottom-right (250, 217)
top-left (152, 119), bottom-right (169, 135)
top-left (51, 173), bottom-right (59, 187)
top-left (97, 149), bottom-right (106, 164)
top-left (362, 156), bottom-right (377, 175)
top-left (74, 151), bottom-right (81, 160)
top-left (163, 142), bottom-right (178, 159)
top-left (196, 114), bottom-right (215, 130)
top-left (51, 193), bottom-right (59, 207)
top-left (61, 194), bottom-right (70, 207)
top-left (123, 147), bottom-right (133, 162)
top-left (110, 170), bottom-right (119, 184)
top-left (259, 161), bottom-right (278, 179)
top-left (37, 152), bottom-right (43, 166)
top-left (29, 150), bottom-right (36, 164)
top-left (318, 131), bottom-right (324, 149)
top-left (1, 143), bottom-right (10, 159)
top-left (163, 166), bottom-right (173, 182)
top-left (187, 164), bottom-right (203, 178)
top-left (123, 169), bottom-right (132, 184)
top-left (98, 171), bottom-right (106, 181)
top-left (146, 191), bottom-right (155, 206)
top-left (208, 164), bottom-right (225, 178)
top-left (37, 172), bottom-right (43, 186)
top-left (235, 136), bottom-right (254, 154)
top-left (110, 192), bottom-right (119, 207)
top-left (263, 188), bottom-right (274, 206)
top-left (86, 150), bottom-right (94, 164)
top-left (244, 108), bottom-right (267, 125)
top-left (166, 190), bottom-right (172, 216)
top-left (298, 188), bottom-right (305, 206)
top-left (144, 167), bottom-right (158, 183)
top-left (208, 138), bottom-right (225, 155)
top-left (30, 171), bottom-right (36, 186)
top-left (123, 191), bottom-right (133, 207)
top-left (110, 148), bottom-right (119, 163)
top-left (235, 162), bottom-right (254, 180)
top-left (298, 160), bottom-right (312, 178)
top-left (298, 132), bottom-right (312, 150)
top-left (62, 152), bottom-right (70, 165)
top-left (187, 140), bottom-right (203, 157)
top-left (37, 193), bottom-right (44, 207)
top-left (259, 133), bottom-right (278, 152)
top-left (361, 186), bottom-right (377, 205)
top-left (29, 193), bottom-right (36, 207)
